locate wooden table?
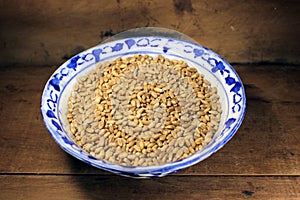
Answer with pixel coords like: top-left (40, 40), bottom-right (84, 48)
top-left (1, 0), bottom-right (299, 198)
top-left (0, 64), bottom-right (299, 199)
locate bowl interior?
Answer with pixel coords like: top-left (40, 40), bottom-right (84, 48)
top-left (59, 53), bottom-right (229, 143)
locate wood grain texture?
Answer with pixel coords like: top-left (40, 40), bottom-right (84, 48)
top-left (0, 175), bottom-right (299, 200)
top-left (0, 65), bottom-right (299, 175)
top-left (0, 0), bottom-right (299, 66)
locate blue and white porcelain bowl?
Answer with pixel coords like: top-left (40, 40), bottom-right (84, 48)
top-left (41, 36), bottom-right (246, 178)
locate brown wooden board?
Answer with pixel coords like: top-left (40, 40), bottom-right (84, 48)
top-left (0, 175), bottom-right (299, 200)
top-left (0, 65), bottom-right (299, 175)
top-left (0, 0), bottom-right (300, 66)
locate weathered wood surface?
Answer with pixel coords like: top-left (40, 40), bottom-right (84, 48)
top-left (0, 175), bottom-right (299, 200)
top-left (0, 65), bottom-right (299, 175)
top-left (1, 0), bottom-right (300, 67)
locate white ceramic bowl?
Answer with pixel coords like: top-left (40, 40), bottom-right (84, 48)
top-left (41, 36), bottom-right (246, 178)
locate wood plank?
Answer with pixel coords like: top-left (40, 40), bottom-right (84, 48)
top-left (0, 175), bottom-right (299, 200)
top-left (0, 0), bottom-right (299, 66)
top-left (0, 65), bottom-right (299, 175)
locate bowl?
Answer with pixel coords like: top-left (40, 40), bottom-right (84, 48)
top-left (41, 36), bottom-right (246, 178)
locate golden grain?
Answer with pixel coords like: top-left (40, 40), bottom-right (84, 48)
top-left (67, 54), bottom-right (222, 166)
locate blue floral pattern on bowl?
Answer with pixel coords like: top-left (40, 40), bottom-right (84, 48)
top-left (41, 36), bottom-right (246, 178)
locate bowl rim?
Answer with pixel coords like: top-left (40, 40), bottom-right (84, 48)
top-left (41, 36), bottom-right (246, 177)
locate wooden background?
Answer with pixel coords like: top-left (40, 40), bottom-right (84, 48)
top-left (0, 0), bottom-right (299, 199)
top-left (0, 0), bottom-right (299, 67)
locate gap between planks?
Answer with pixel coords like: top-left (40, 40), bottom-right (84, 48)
top-left (1, 173), bottom-right (299, 177)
